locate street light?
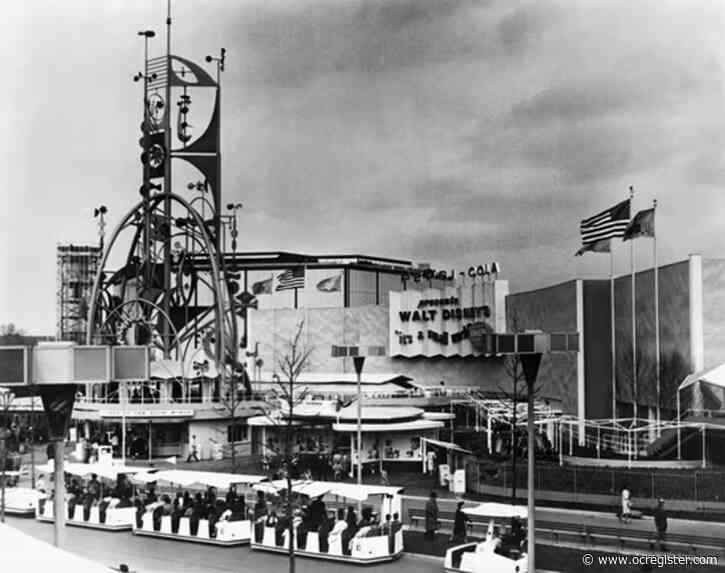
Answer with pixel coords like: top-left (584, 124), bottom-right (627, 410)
top-left (93, 205), bottom-right (107, 250)
top-left (226, 202), bottom-right (243, 253)
top-left (0, 388), bottom-right (16, 523)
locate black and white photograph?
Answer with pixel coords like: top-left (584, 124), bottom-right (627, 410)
top-left (2, 1), bottom-right (725, 571)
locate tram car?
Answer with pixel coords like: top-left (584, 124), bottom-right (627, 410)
top-left (4, 484), bottom-right (42, 516)
top-left (443, 503), bottom-right (528, 573)
top-left (250, 480), bottom-right (404, 565)
top-left (131, 469), bottom-right (266, 546)
top-left (35, 462), bottom-right (151, 531)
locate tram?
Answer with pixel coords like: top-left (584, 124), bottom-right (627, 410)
top-left (4, 483), bottom-right (42, 516)
top-left (443, 503), bottom-right (528, 573)
top-left (35, 462), bottom-right (150, 530)
top-left (250, 480), bottom-right (404, 565)
top-left (131, 469), bottom-right (266, 546)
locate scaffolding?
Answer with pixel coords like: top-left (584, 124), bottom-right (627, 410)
top-left (56, 244), bottom-right (102, 344)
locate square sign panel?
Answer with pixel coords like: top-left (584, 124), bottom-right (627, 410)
top-left (74, 346), bottom-right (110, 382)
top-left (112, 346), bottom-right (150, 381)
top-left (0, 347), bottom-right (29, 385)
top-left (34, 344), bottom-right (74, 384)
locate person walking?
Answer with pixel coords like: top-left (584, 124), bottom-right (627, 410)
top-left (620, 485), bottom-right (632, 524)
top-left (187, 435), bottom-right (199, 463)
top-left (451, 501), bottom-right (470, 544)
top-left (424, 491), bottom-right (439, 541)
top-left (654, 498), bottom-right (668, 551)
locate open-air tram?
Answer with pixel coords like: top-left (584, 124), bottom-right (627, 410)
top-left (443, 503), bottom-right (528, 573)
top-left (131, 469), bottom-right (266, 546)
top-left (35, 462), bottom-right (150, 530)
top-left (250, 479), bottom-right (404, 565)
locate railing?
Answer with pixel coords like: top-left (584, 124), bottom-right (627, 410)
top-left (468, 460), bottom-right (725, 504)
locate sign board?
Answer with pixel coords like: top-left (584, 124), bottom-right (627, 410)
top-left (451, 468), bottom-right (466, 494)
top-left (33, 343), bottom-right (75, 384)
top-left (74, 346), bottom-right (111, 382)
top-left (99, 409), bottom-right (194, 418)
top-left (112, 346), bottom-right (150, 381)
top-left (439, 464), bottom-right (450, 487)
top-left (389, 282), bottom-right (506, 357)
top-left (0, 347), bottom-right (30, 386)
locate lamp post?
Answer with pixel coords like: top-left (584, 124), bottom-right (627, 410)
top-left (226, 202), bottom-right (243, 253)
top-left (93, 206), bottom-right (108, 250)
top-left (353, 356), bottom-right (365, 514)
top-left (0, 388), bottom-right (16, 523)
top-left (520, 354), bottom-right (542, 573)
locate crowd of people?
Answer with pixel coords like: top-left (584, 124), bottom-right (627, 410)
top-left (252, 490), bottom-right (402, 555)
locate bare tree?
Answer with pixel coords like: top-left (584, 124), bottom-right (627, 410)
top-left (256, 321), bottom-right (313, 573)
top-left (212, 363), bottom-right (252, 471)
top-left (498, 353), bottom-right (526, 503)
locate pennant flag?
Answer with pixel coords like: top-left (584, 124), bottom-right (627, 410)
top-left (622, 208), bottom-right (655, 241)
top-left (575, 199), bottom-right (630, 256)
top-left (252, 277), bottom-right (273, 295)
top-left (276, 267), bottom-right (305, 291)
top-left (317, 273), bottom-right (342, 292)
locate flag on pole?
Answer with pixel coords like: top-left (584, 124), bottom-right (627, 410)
top-left (575, 199), bottom-right (631, 256)
top-left (317, 273), bottom-right (342, 292)
top-left (276, 267), bottom-right (305, 291)
top-left (252, 277), bottom-right (273, 295)
top-left (622, 208), bottom-right (655, 241)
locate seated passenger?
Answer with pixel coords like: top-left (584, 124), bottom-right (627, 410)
top-left (162, 495), bottom-right (174, 516)
top-left (318, 514), bottom-right (332, 553)
top-left (265, 510), bottom-right (279, 528)
top-left (171, 498), bottom-right (184, 533)
top-left (276, 512), bottom-right (292, 546)
top-left (329, 508), bottom-right (348, 547)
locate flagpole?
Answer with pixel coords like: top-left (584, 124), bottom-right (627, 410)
top-left (629, 186), bottom-right (637, 438)
top-left (654, 199), bottom-right (661, 436)
top-left (610, 249), bottom-right (616, 427)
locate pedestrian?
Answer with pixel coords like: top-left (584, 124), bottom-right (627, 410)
top-left (187, 435), bottom-right (199, 462)
top-left (621, 485), bottom-right (632, 524)
top-left (654, 498), bottom-right (668, 551)
top-left (451, 501), bottom-right (470, 543)
top-left (424, 491), bottom-right (439, 541)
top-left (426, 448), bottom-right (437, 477)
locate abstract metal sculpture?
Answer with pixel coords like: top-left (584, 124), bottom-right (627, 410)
top-left (86, 4), bottom-right (238, 379)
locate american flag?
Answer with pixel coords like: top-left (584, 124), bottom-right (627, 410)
top-left (276, 267), bottom-right (305, 291)
top-left (576, 199), bottom-right (631, 256)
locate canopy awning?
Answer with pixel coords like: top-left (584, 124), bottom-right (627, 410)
top-left (332, 419), bottom-right (444, 432)
top-left (36, 462), bottom-right (151, 479)
top-left (253, 479), bottom-right (402, 501)
top-left (135, 469), bottom-right (266, 489)
top-left (679, 363), bottom-right (725, 391)
top-left (463, 502), bottom-right (528, 519)
top-left (421, 437), bottom-right (472, 454)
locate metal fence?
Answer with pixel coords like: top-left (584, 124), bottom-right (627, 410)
top-left (467, 460), bottom-right (725, 503)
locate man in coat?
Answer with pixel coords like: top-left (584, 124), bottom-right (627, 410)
top-left (654, 498), bottom-right (668, 551)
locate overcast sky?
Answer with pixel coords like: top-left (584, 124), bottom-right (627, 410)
top-left (2, 0), bottom-right (725, 334)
